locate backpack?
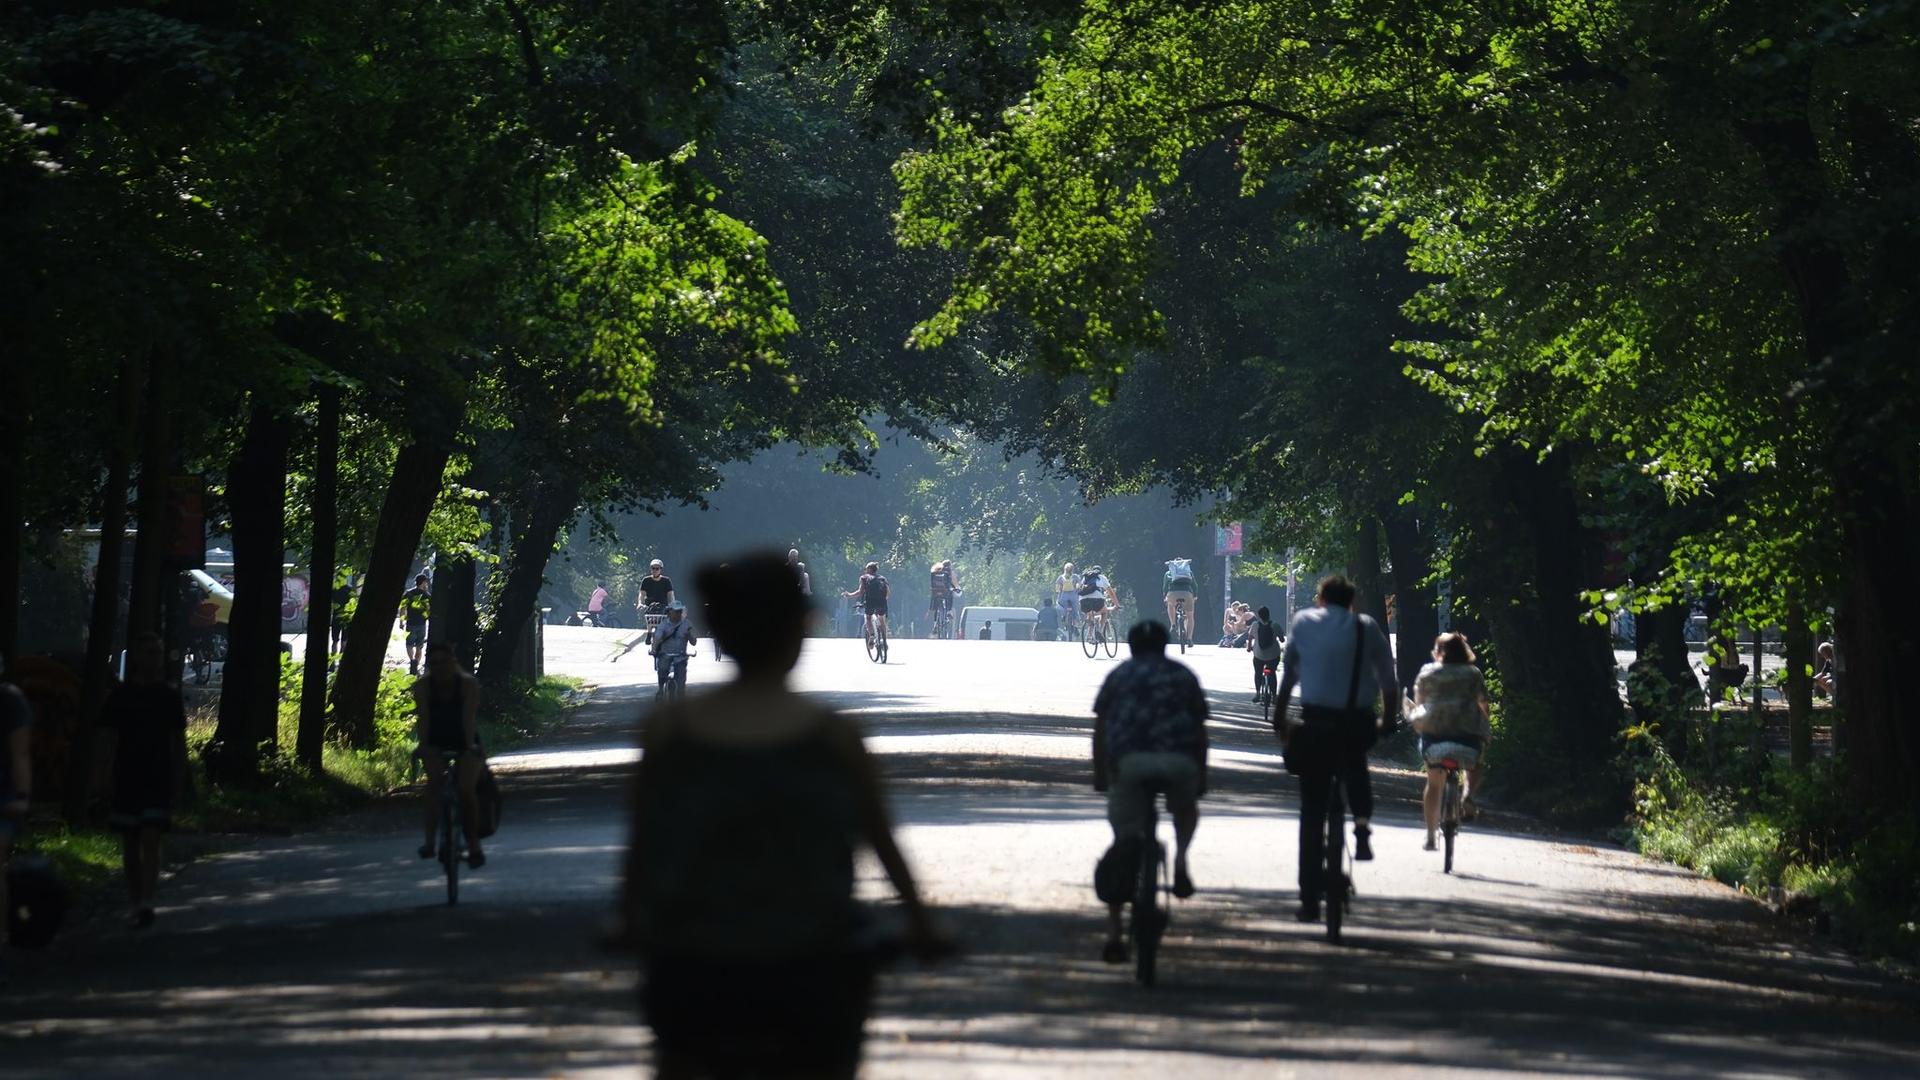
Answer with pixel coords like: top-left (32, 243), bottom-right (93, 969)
top-left (1166, 558), bottom-right (1193, 582)
top-left (1079, 571), bottom-right (1101, 595)
top-left (1256, 618), bottom-right (1278, 652)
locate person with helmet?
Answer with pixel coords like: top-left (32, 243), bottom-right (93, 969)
top-left (651, 601), bottom-right (697, 703)
top-left (637, 559), bottom-right (676, 642)
top-left (1163, 557), bottom-right (1197, 646)
top-left (1078, 565), bottom-right (1115, 637)
top-left (927, 559), bottom-right (961, 637)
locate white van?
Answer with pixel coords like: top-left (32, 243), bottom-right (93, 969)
top-left (960, 605), bottom-right (1040, 641)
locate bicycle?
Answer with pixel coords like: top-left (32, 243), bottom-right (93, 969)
top-left (1436, 753), bottom-right (1466, 874)
top-left (1171, 598), bottom-right (1192, 654)
top-left (1129, 791), bottom-right (1175, 986)
top-left (655, 653), bottom-right (689, 704)
top-left (583, 609), bottom-right (622, 629)
top-left (184, 626), bottom-right (226, 686)
top-left (930, 601), bottom-right (954, 640)
top-left (1258, 664), bottom-right (1275, 727)
top-left (1081, 607), bottom-right (1118, 659)
top-left (862, 607), bottom-right (888, 663)
top-left (428, 749), bottom-right (467, 906)
top-left (1324, 770), bottom-right (1353, 942)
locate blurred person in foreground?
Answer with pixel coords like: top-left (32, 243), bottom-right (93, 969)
top-left (621, 552), bottom-right (944, 1079)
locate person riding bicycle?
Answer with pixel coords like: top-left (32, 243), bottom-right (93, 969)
top-left (928, 560), bottom-right (960, 636)
top-left (1246, 605), bottom-right (1283, 701)
top-left (1092, 620), bottom-right (1208, 964)
top-left (637, 559), bottom-right (675, 638)
top-left (1272, 574), bottom-right (1398, 923)
top-left (1410, 632), bottom-right (1492, 851)
top-left (1162, 557), bottom-right (1197, 643)
top-left (843, 563), bottom-right (891, 649)
top-left (414, 641), bottom-right (485, 868)
top-left (1054, 562), bottom-right (1079, 633)
top-left (1077, 566), bottom-right (1114, 628)
top-left (651, 601), bottom-right (697, 702)
top-left (588, 581), bottom-right (611, 624)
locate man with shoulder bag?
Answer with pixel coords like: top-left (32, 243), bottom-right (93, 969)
top-left (1272, 575), bottom-right (1400, 923)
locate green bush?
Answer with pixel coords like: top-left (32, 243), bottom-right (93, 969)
top-left (1627, 736), bottom-right (1920, 964)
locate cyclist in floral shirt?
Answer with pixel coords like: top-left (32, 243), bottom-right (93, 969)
top-left (1092, 621), bottom-right (1209, 963)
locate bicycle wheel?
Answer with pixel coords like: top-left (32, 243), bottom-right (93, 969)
top-left (878, 622), bottom-right (888, 662)
top-left (865, 621), bottom-right (880, 663)
top-left (1325, 780), bottom-right (1346, 942)
top-left (1442, 770), bottom-right (1460, 875)
top-left (1082, 617), bottom-right (1098, 658)
top-left (1132, 840), bottom-right (1164, 987)
top-left (1103, 624), bottom-right (1119, 658)
top-left (1175, 610), bottom-right (1187, 654)
top-left (441, 798), bottom-right (460, 906)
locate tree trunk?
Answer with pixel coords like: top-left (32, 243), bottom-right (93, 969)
top-left (1346, 515), bottom-right (1388, 626)
top-left (296, 385), bottom-right (340, 772)
top-left (476, 473), bottom-right (580, 691)
top-left (69, 358), bottom-right (144, 823)
top-left (1741, 102), bottom-right (1920, 816)
top-left (329, 438), bottom-right (455, 746)
top-left (0, 350), bottom-right (23, 661)
top-left (431, 553), bottom-right (479, 670)
top-left (1784, 600), bottom-right (1814, 770)
top-left (210, 401), bottom-right (294, 782)
top-left (1380, 505), bottom-right (1438, 696)
top-left (1458, 448), bottom-right (1623, 819)
top-left (125, 365), bottom-right (173, 639)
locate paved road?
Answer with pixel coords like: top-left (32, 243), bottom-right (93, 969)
top-left (5, 628), bottom-right (1916, 1077)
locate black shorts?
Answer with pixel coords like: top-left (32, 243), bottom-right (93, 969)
top-left (1080, 596), bottom-right (1107, 615)
top-left (405, 622), bottom-right (428, 647)
top-left (929, 593), bottom-right (953, 612)
top-left (862, 601), bottom-right (888, 618)
top-left (1167, 578), bottom-right (1195, 595)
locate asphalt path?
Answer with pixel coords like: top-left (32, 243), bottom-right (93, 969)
top-left (4, 627), bottom-right (1916, 1078)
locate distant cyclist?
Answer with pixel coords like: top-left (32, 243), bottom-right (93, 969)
top-left (399, 573), bottom-right (432, 675)
top-left (588, 581), bottom-right (611, 624)
top-left (1077, 565), bottom-right (1114, 630)
top-left (928, 560), bottom-right (960, 636)
top-left (1162, 557), bottom-right (1197, 643)
top-left (1246, 605), bottom-right (1283, 701)
top-left (638, 559), bottom-right (676, 614)
top-left (1410, 633), bottom-right (1492, 850)
top-left (1092, 620), bottom-right (1208, 963)
top-left (1054, 562), bottom-right (1079, 633)
top-left (651, 601), bottom-right (697, 702)
top-left (843, 563), bottom-right (891, 653)
top-left (1272, 574), bottom-right (1398, 923)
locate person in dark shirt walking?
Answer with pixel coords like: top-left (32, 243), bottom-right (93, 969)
top-left (100, 633), bottom-right (189, 928)
top-left (399, 573), bottom-right (432, 675)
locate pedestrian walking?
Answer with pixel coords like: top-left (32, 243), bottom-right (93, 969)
top-left (100, 633), bottom-right (189, 928)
